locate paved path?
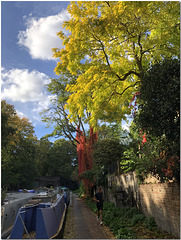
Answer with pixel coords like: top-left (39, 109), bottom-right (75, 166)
top-left (72, 194), bottom-right (108, 239)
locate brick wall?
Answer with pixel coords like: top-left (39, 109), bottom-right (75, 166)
top-left (107, 172), bottom-right (140, 207)
top-left (139, 182), bottom-right (180, 238)
top-left (107, 172), bottom-right (180, 238)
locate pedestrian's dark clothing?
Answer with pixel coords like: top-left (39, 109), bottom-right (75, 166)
top-left (95, 192), bottom-right (103, 210)
top-left (95, 192), bottom-right (103, 203)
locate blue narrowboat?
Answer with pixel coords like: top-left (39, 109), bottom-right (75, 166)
top-left (9, 188), bottom-right (69, 239)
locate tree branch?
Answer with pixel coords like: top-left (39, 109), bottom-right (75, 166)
top-left (113, 70), bottom-right (141, 84)
top-left (132, 41), bottom-right (143, 74)
top-left (100, 81), bottom-right (140, 108)
top-left (47, 106), bottom-right (80, 145)
top-left (78, 116), bottom-right (86, 138)
top-left (114, 81), bottom-right (140, 96)
top-left (105, 1), bottom-right (110, 7)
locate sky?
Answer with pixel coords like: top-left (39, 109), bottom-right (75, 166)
top-left (1, 1), bottom-right (70, 141)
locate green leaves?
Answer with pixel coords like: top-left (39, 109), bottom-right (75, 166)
top-left (125, 59), bottom-right (180, 182)
top-left (137, 59), bottom-right (180, 142)
top-left (93, 139), bottom-right (123, 166)
top-left (1, 100), bottom-right (37, 190)
top-left (47, 139), bottom-right (77, 177)
top-left (1, 100), bottom-right (78, 190)
top-left (90, 138), bottom-right (124, 186)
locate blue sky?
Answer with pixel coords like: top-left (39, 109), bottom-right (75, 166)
top-left (1, 1), bottom-right (70, 141)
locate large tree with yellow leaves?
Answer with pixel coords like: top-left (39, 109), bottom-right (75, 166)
top-left (53, 1), bottom-right (179, 129)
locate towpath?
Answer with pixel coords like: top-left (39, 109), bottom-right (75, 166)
top-left (63, 193), bottom-right (114, 239)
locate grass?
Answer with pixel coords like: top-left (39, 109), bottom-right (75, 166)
top-left (84, 197), bottom-right (176, 239)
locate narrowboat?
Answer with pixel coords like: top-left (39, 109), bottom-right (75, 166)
top-left (2, 187), bottom-right (70, 239)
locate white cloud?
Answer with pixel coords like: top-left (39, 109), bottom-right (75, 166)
top-left (16, 110), bottom-right (26, 118)
top-left (33, 115), bottom-right (41, 122)
top-left (1, 68), bottom-right (50, 104)
top-left (18, 10), bottom-right (70, 60)
top-left (33, 95), bottom-right (53, 113)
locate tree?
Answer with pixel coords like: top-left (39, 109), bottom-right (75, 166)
top-left (93, 139), bottom-right (123, 167)
top-left (41, 71), bottom-right (86, 146)
top-left (47, 138), bottom-right (78, 178)
top-left (1, 100), bottom-right (37, 189)
top-left (123, 122), bottom-right (180, 183)
top-left (1, 100), bottom-right (35, 147)
top-left (136, 59), bottom-right (180, 144)
top-left (133, 59), bottom-right (180, 182)
top-left (86, 139), bottom-right (124, 186)
top-left (35, 138), bottom-right (53, 176)
top-left (120, 59), bottom-right (180, 183)
top-left (41, 71), bottom-right (98, 193)
top-left (11, 136), bottom-right (37, 189)
top-left (53, 1), bottom-right (179, 129)
top-left (98, 123), bottom-right (129, 145)
top-left (1, 100), bottom-right (17, 148)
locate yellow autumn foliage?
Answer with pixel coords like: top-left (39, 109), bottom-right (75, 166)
top-left (52, 1), bottom-right (179, 130)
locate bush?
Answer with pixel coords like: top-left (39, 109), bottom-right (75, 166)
top-left (143, 216), bottom-right (157, 231)
top-left (85, 198), bottom-right (161, 238)
top-left (78, 181), bottom-right (86, 198)
top-left (116, 228), bottom-right (137, 239)
top-left (130, 214), bottom-right (146, 226)
top-left (84, 197), bottom-right (97, 213)
top-left (123, 207), bottom-right (140, 218)
top-left (102, 203), bottom-right (140, 237)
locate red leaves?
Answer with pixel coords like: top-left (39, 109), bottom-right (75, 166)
top-left (142, 133), bottom-right (147, 145)
top-left (139, 129), bottom-right (147, 145)
top-left (161, 156), bottom-right (180, 178)
top-left (76, 126), bottom-right (98, 190)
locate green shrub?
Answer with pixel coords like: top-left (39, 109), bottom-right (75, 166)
top-left (130, 214), bottom-right (146, 226)
top-left (85, 197), bottom-right (171, 239)
top-left (144, 216), bottom-right (157, 231)
top-left (78, 181), bottom-right (86, 198)
top-left (101, 204), bottom-right (140, 237)
top-left (116, 228), bottom-right (137, 239)
top-left (84, 197), bottom-right (97, 213)
top-left (116, 207), bottom-right (130, 216)
top-left (123, 207), bottom-right (140, 218)
top-left (85, 198), bottom-right (159, 239)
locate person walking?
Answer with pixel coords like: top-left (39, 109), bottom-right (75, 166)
top-left (94, 187), bottom-right (104, 225)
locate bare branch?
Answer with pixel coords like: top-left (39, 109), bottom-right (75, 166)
top-left (61, 126), bottom-right (78, 147)
top-left (44, 105), bottom-right (80, 145)
top-left (105, 1), bottom-right (110, 7)
top-left (113, 70), bottom-right (140, 84)
top-left (114, 81), bottom-right (140, 96)
top-left (78, 116), bottom-right (86, 138)
top-left (142, 46), bottom-right (156, 55)
top-left (100, 81), bottom-right (140, 109)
